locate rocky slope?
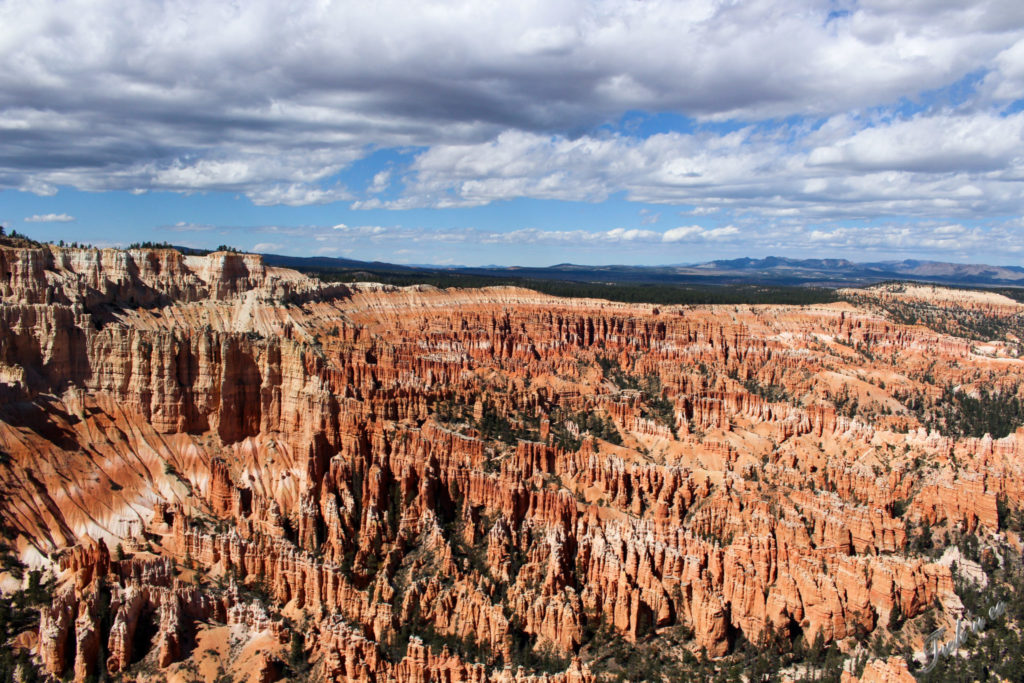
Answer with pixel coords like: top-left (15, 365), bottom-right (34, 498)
top-left (0, 243), bottom-right (1022, 682)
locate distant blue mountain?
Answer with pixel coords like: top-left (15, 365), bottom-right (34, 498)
top-left (254, 250), bottom-right (1024, 289)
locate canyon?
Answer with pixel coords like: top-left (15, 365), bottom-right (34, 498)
top-left (0, 243), bottom-right (1022, 682)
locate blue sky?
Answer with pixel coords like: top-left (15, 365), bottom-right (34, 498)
top-left (4, 0), bottom-right (1024, 266)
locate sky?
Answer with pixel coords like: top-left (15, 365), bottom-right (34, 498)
top-left (4, 0), bottom-right (1024, 267)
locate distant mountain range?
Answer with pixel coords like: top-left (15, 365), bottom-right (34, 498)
top-left (684, 256), bottom-right (1024, 286)
top-left (256, 252), bottom-right (1024, 289)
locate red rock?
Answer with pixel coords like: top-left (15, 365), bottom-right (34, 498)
top-left (2, 244), bottom-right (1020, 681)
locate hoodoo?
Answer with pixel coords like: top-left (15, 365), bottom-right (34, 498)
top-left (0, 243), bottom-right (1022, 681)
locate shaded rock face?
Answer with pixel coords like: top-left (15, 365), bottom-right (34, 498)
top-left (1, 245), bottom-right (1022, 681)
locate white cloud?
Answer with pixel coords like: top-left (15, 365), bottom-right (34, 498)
top-left (332, 224), bottom-right (389, 237)
top-left (24, 213), bottom-right (74, 222)
top-left (4, 0), bottom-right (1024, 272)
top-left (605, 228), bottom-right (659, 241)
top-left (2, 0), bottom-right (1024, 208)
top-left (247, 183), bottom-right (352, 207)
top-left (143, 218), bottom-right (1024, 266)
top-left (369, 109), bottom-right (1024, 221)
top-left (806, 112), bottom-right (1024, 173)
top-left (662, 226), bottom-right (704, 242)
top-left (705, 225), bottom-right (740, 239)
top-left (368, 170), bottom-right (392, 194)
top-left (639, 209), bottom-right (660, 225)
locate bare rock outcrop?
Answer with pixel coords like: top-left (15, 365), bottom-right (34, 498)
top-left (0, 244), bottom-right (1020, 680)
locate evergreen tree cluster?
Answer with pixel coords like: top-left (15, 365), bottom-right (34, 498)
top-left (0, 543), bottom-right (50, 681)
top-left (918, 385), bottom-right (1024, 439)
top-left (128, 240), bottom-right (178, 249)
top-left (597, 358), bottom-right (676, 434)
top-left (910, 541), bottom-right (1024, 682)
top-left (844, 289), bottom-right (1024, 343)
top-left (305, 265), bottom-right (841, 307)
top-left (0, 228), bottom-right (44, 247)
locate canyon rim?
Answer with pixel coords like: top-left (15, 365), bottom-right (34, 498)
top-left (0, 241), bottom-right (1022, 681)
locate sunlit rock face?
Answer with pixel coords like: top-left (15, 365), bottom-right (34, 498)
top-left (1, 244), bottom-right (1022, 681)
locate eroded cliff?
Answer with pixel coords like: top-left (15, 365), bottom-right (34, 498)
top-left (1, 244), bottom-right (1022, 682)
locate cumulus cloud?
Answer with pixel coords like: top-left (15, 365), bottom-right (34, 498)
top-left (663, 226), bottom-right (706, 242)
top-left (806, 113), bottom-right (1024, 173)
top-left (3, 0), bottom-right (1024, 212)
top-left (368, 170), bottom-right (392, 194)
top-left (705, 226), bottom-right (740, 239)
top-left (24, 213), bottom-right (74, 222)
top-left (371, 109), bottom-right (1024, 220)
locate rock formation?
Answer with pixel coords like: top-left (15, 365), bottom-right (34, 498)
top-left (0, 243), bottom-right (1021, 680)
